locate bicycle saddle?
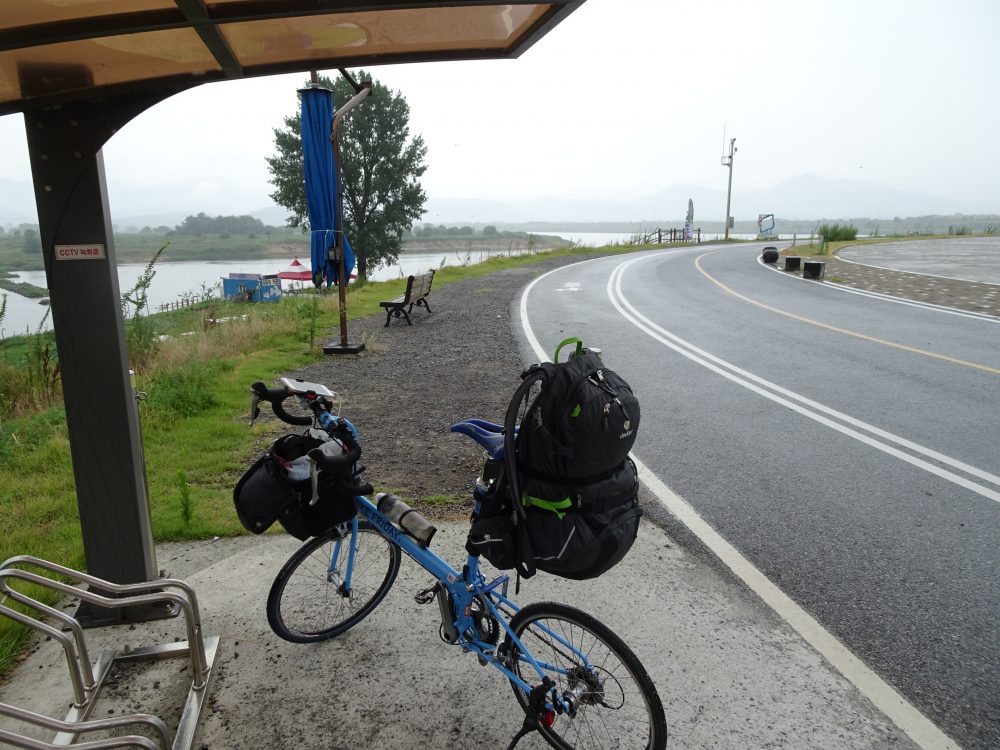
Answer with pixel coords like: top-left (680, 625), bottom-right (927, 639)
top-left (450, 419), bottom-right (511, 460)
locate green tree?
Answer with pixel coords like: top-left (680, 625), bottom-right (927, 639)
top-left (265, 71), bottom-right (428, 279)
top-left (22, 228), bottom-right (42, 255)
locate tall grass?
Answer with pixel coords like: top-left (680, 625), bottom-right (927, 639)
top-left (818, 223), bottom-right (858, 242)
top-left (0, 311), bottom-right (61, 418)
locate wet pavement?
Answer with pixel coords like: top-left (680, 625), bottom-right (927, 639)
top-left (783, 237), bottom-right (1000, 318)
top-left (837, 236), bottom-right (1000, 285)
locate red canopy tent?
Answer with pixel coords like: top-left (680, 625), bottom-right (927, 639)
top-left (277, 258), bottom-right (313, 281)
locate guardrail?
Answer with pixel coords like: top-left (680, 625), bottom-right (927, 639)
top-left (630, 228), bottom-right (701, 245)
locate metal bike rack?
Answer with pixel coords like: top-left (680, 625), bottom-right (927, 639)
top-left (0, 555), bottom-right (220, 749)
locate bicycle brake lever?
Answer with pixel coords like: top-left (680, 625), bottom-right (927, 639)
top-left (308, 457), bottom-right (319, 505)
top-left (249, 391), bottom-right (261, 426)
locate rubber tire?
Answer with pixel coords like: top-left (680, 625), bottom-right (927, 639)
top-left (266, 522), bottom-right (401, 643)
top-left (503, 601), bottom-right (667, 750)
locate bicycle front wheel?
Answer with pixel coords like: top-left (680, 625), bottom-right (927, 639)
top-left (267, 522), bottom-right (401, 643)
top-left (503, 601), bottom-right (667, 750)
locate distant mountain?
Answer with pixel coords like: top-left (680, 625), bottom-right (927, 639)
top-left (742, 175), bottom-right (997, 220)
top-left (422, 175), bottom-right (998, 224)
top-left (5, 173), bottom-right (996, 230)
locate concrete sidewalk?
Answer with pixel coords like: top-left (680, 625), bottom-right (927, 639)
top-left (0, 518), bottom-right (915, 749)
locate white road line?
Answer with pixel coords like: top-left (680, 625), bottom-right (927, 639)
top-left (756, 255), bottom-right (1000, 323)
top-left (607, 256), bottom-right (1000, 503)
top-left (519, 255), bottom-right (963, 750)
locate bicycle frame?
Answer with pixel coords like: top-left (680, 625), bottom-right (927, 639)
top-left (329, 493), bottom-right (592, 711)
top-left (296, 398), bottom-right (594, 714)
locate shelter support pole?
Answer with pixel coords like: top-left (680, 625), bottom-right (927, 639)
top-left (23, 92), bottom-right (184, 626)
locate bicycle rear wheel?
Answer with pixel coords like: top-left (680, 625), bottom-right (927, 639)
top-left (267, 522), bottom-right (401, 643)
top-left (503, 601), bottom-right (666, 750)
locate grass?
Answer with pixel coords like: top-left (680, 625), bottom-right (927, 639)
top-left (0, 240), bottom-right (658, 674)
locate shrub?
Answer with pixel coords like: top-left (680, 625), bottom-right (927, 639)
top-left (818, 223), bottom-right (858, 242)
top-left (145, 361), bottom-right (220, 417)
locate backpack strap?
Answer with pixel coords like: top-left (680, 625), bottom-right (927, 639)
top-left (503, 366), bottom-right (551, 580)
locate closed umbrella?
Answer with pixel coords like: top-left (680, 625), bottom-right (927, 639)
top-left (299, 85), bottom-right (355, 287)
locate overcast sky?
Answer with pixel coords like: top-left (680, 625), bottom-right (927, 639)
top-left (1, 0), bottom-right (998, 223)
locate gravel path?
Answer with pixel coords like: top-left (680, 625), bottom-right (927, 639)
top-left (291, 256), bottom-right (584, 516)
top-left (282, 247), bottom-right (997, 518)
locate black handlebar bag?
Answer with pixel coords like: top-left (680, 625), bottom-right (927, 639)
top-left (233, 432), bottom-right (357, 540)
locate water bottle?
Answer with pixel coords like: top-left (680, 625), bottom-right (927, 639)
top-left (376, 493), bottom-right (437, 547)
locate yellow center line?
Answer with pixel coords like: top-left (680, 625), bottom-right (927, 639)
top-left (693, 252), bottom-right (1000, 376)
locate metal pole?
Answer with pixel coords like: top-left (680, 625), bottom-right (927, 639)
top-left (721, 137), bottom-right (736, 240)
top-left (323, 73), bottom-right (371, 355)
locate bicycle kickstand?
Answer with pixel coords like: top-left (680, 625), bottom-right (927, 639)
top-left (504, 678), bottom-right (555, 750)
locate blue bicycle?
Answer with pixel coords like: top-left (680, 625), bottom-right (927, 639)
top-left (249, 378), bottom-right (667, 750)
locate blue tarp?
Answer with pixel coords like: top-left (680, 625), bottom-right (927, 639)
top-left (300, 86), bottom-right (355, 287)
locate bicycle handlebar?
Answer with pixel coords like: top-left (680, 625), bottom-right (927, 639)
top-left (250, 381), bottom-right (313, 426)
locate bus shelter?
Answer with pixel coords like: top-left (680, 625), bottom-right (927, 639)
top-left (1, 0), bottom-right (583, 623)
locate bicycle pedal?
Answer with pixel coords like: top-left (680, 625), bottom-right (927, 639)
top-left (414, 584), bottom-right (438, 605)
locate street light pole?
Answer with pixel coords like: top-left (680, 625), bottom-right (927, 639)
top-left (721, 137), bottom-right (737, 240)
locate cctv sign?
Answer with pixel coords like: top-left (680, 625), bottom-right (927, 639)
top-left (55, 244), bottom-right (106, 260)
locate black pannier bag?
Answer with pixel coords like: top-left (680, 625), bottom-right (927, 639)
top-left (467, 337), bottom-right (642, 581)
top-left (233, 430), bottom-right (358, 540)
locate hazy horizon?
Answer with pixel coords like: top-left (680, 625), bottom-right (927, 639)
top-left (2, 0), bottom-right (998, 227)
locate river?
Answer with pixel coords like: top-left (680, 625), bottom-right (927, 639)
top-left (0, 229), bottom-right (789, 335)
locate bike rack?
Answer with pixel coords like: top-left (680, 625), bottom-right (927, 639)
top-left (0, 555), bottom-right (220, 749)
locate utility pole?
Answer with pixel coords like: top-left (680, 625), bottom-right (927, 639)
top-left (721, 137), bottom-right (737, 240)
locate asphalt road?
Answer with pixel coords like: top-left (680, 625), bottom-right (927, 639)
top-left (518, 243), bottom-right (1000, 750)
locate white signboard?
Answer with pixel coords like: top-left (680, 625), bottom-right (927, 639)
top-left (54, 244), bottom-right (106, 260)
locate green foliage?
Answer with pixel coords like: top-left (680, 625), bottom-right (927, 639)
top-left (177, 469), bottom-right (193, 527)
top-left (304, 294), bottom-right (320, 350)
top-left (145, 361), bottom-right (222, 417)
top-left (21, 228), bottom-right (41, 256)
top-left (265, 70), bottom-right (428, 279)
top-left (174, 213), bottom-right (267, 236)
top-left (818, 223), bottom-right (858, 242)
top-left (121, 244), bottom-right (168, 371)
top-left (0, 310), bottom-right (62, 417)
top-left (948, 224), bottom-right (973, 235)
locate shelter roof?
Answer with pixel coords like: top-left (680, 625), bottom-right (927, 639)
top-left (0, 1), bottom-right (584, 115)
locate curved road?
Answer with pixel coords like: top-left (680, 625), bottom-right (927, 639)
top-left (519, 243), bottom-right (1000, 750)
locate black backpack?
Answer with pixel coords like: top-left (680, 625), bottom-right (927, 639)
top-left (467, 338), bottom-right (642, 580)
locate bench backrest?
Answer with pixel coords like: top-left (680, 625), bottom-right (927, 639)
top-left (407, 270), bottom-right (434, 301)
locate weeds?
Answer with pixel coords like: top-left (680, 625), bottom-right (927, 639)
top-left (121, 243), bottom-right (168, 372)
top-left (304, 294), bottom-right (319, 351)
top-left (948, 225), bottom-right (973, 235)
top-left (177, 469), bottom-right (193, 527)
top-left (359, 330), bottom-right (387, 354)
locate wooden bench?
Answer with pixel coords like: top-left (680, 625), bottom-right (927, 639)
top-left (379, 270), bottom-right (435, 326)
